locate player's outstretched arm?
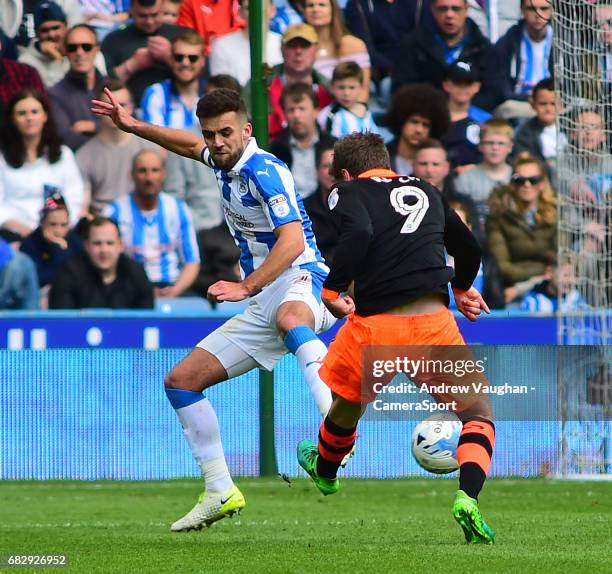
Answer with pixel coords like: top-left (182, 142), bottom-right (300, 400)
top-left (91, 87), bottom-right (204, 161)
top-left (453, 286), bottom-right (491, 322)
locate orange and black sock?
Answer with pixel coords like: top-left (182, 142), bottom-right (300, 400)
top-left (316, 417), bottom-right (357, 479)
top-left (457, 419), bottom-right (495, 500)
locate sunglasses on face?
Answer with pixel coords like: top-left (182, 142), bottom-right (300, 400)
top-left (512, 175), bottom-right (543, 186)
top-left (173, 53), bottom-right (200, 64)
top-left (66, 43), bottom-right (95, 53)
top-left (435, 6), bottom-right (464, 13)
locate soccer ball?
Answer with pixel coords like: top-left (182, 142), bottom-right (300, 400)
top-left (411, 414), bottom-right (462, 474)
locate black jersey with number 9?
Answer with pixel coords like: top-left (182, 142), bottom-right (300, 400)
top-left (323, 174), bottom-right (482, 316)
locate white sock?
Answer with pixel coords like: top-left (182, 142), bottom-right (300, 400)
top-left (175, 398), bottom-right (234, 494)
top-left (293, 339), bottom-right (333, 416)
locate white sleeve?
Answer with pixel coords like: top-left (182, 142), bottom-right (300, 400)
top-left (59, 146), bottom-right (85, 226)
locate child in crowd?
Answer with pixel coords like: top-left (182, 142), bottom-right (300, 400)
top-left (520, 258), bottom-right (588, 313)
top-left (454, 119), bottom-right (514, 227)
top-left (20, 191), bottom-right (82, 291)
top-left (317, 61), bottom-right (378, 138)
top-left (513, 78), bottom-right (567, 178)
top-left (160, 0), bottom-right (182, 25)
top-left (441, 61), bottom-right (492, 171)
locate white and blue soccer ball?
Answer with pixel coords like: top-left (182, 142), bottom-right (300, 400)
top-left (411, 414), bottom-right (462, 474)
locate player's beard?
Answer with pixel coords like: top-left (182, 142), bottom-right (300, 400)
top-left (210, 148), bottom-right (243, 170)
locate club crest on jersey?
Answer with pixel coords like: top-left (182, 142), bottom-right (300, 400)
top-left (238, 179), bottom-right (248, 195)
top-left (328, 188), bottom-right (339, 210)
top-left (269, 194), bottom-right (290, 217)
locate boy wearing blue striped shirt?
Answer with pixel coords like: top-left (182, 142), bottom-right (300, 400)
top-left (317, 61), bottom-right (379, 139)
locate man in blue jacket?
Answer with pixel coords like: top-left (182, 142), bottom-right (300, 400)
top-left (391, 0), bottom-right (497, 111)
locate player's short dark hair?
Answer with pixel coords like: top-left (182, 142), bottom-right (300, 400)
top-left (196, 88), bottom-right (248, 121)
top-left (332, 61), bottom-right (363, 84)
top-left (280, 82), bottom-right (318, 110)
top-left (84, 217), bottom-right (121, 241)
top-left (207, 74), bottom-right (242, 95)
top-left (384, 84), bottom-right (450, 139)
top-left (332, 132), bottom-right (390, 179)
top-left (132, 0), bottom-right (158, 7)
top-left (532, 78), bottom-right (555, 99)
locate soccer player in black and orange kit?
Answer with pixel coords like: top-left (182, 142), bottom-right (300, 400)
top-left (297, 132), bottom-right (496, 544)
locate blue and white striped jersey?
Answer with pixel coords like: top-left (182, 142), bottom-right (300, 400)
top-left (514, 26), bottom-right (553, 95)
top-left (105, 192), bottom-right (200, 285)
top-left (141, 79), bottom-right (199, 130)
top-left (317, 102), bottom-right (380, 139)
top-left (201, 138), bottom-right (328, 279)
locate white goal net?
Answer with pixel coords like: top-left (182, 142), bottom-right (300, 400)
top-left (552, 0), bottom-right (611, 477)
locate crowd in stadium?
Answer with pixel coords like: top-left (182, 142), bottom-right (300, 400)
top-left (0, 0), bottom-right (609, 312)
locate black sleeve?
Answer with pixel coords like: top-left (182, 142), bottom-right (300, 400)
top-left (323, 187), bottom-right (373, 293)
top-left (48, 265), bottom-right (78, 309)
top-left (443, 201), bottom-right (482, 291)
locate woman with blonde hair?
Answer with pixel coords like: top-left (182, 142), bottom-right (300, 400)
top-left (486, 152), bottom-right (557, 304)
top-left (303, 0), bottom-right (370, 100)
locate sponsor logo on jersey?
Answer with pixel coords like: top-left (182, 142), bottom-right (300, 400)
top-left (269, 194), bottom-right (290, 217)
top-left (225, 207), bottom-right (255, 229)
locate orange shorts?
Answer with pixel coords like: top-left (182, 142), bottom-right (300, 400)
top-left (319, 308), bottom-right (469, 404)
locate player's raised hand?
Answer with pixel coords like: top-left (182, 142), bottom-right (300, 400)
top-left (91, 87), bottom-right (137, 133)
top-left (453, 287), bottom-right (490, 322)
top-left (323, 294), bottom-right (355, 319)
top-left (207, 280), bottom-right (251, 303)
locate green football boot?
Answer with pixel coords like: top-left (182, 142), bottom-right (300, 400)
top-left (453, 490), bottom-right (496, 544)
top-left (297, 439), bottom-right (339, 496)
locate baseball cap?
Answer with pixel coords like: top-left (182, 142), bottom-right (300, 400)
top-left (445, 61), bottom-right (479, 83)
top-left (283, 23), bottom-right (318, 45)
top-left (34, 2), bottom-right (67, 30)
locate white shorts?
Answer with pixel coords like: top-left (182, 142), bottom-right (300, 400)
top-left (196, 266), bottom-right (336, 376)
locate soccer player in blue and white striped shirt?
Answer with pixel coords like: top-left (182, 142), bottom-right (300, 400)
top-left (92, 87), bottom-right (338, 531)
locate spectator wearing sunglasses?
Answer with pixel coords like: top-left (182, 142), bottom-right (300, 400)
top-left (19, 2), bottom-right (107, 88)
top-left (486, 152), bottom-right (557, 303)
top-left (141, 31), bottom-right (207, 129)
top-left (49, 23), bottom-right (107, 150)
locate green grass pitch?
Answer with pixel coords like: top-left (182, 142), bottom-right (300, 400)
top-left (2, 478), bottom-right (611, 573)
